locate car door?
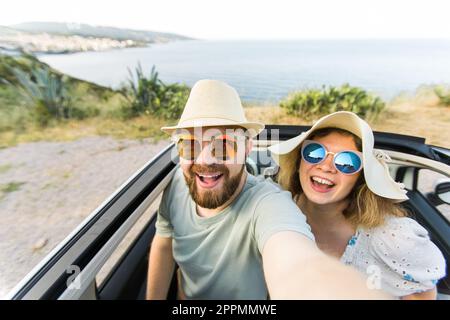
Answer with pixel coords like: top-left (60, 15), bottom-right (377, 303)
top-left (383, 144), bottom-right (450, 299)
top-left (6, 143), bottom-right (178, 300)
top-left (6, 126), bottom-right (450, 300)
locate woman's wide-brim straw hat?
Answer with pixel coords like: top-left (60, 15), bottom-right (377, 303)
top-left (161, 79), bottom-right (265, 137)
top-left (268, 111), bottom-right (409, 201)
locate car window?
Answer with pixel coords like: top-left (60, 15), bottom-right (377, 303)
top-left (417, 168), bottom-right (450, 222)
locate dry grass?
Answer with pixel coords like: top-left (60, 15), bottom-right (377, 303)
top-left (370, 103), bottom-right (450, 148)
top-left (245, 99), bottom-right (450, 148)
top-left (245, 105), bottom-right (310, 126)
top-left (1, 95), bottom-right (448, 149)
top-left (0, 115), bottom-right (173, 148)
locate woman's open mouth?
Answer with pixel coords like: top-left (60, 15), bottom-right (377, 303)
top-left (310, 176), bottom-right (335, 193)
top-left (196, 173), bottom-right (224, 189)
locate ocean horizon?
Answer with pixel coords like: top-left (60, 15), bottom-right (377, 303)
top-left (39, 39), bottom-right (450, 103)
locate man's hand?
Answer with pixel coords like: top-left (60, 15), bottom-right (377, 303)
top-left (262, 231), bottom-right (391, 299)
top-left (146, 234), bottom-right (175, 300)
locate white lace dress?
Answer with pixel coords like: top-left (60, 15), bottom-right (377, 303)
top-left (340, 216), bottom-right (446, 297)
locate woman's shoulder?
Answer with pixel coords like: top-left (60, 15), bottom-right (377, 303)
top-left (367, 216), bottom-right (436, 257)
top-left (370, 216), bottom-right (428, 244)
top-left (365, 216), bottom-right (446, 284)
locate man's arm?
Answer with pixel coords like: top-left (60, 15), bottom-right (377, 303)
top-left (146, 234), bottom-right (175, 300)
top-left (262, 231), bottom-right (391, 299)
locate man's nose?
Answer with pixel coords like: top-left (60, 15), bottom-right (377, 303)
top-left (194, 142), bottom-right (216, 165)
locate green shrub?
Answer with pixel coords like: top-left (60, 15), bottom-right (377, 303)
top-left (120, 63), bottom-right (189, 120)
top-left (9, 65), bottom-right (72, 126)
top-left (280, 84), bottom-right (385, 120)
top-left (434, 85), bottom-right (450, 106)
top-left (0, 84), bottom-right (23, 109)
top-left (0, 105), bottom-right (31, 133)
top-left (0, 54), bottom-right (116, 128)
top-left (0, 53), bottom-right (39, 85)
top-left (153, 83), bottom-right (190, 119)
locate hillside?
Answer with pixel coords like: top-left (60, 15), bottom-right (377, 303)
top-left (0, 22), bottom-right (193, 54)
top-left (11, 22), bottom-right (192, 42)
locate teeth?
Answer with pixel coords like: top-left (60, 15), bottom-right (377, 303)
top-left (312, 176), bottom-right (334, 186)
top-left (199, 174), bottom-right (221, 178)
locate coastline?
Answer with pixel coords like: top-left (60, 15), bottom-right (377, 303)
top-left (35, 39), bottom-right (450, 101)
top-left (0, 32), bottom-right (192, 55)
top-left (0, 37), bottom-right (150, 55)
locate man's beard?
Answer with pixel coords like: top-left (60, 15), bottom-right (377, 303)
top-left (183, 163), bottom-right (245, 209)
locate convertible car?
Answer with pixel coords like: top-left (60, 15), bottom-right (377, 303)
top-left (6, 125), bottom-right (450, 300)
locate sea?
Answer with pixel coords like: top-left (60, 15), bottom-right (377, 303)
top-left (38, 39), bottom-right (450, 103)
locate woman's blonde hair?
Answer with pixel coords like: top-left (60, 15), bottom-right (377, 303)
top-left (277, 127), bottom-right (407, 229)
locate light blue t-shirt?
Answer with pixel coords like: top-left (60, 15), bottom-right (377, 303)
top-left (156, 168), bottom-right (314, 299)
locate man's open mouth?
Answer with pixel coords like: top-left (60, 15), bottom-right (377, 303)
top-left (196, 172), bottom-right (224, 188)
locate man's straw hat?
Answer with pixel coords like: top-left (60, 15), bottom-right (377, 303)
top-left (161, 79), bottom-right (264, 137)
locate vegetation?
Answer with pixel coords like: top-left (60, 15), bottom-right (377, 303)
top-left (0, 181), bottom-right (25, 201)
top-left (0, 53), bottom-right (119, 124)
top-left (1, 181), bottom-right (24, 193)
top-left (120, 63), bottom-right (189, 119)
top-left (0, 164), bottom-right (13, 174)
top-left (12, 66), bottom-right (74, 125)
top-left (434, 85), bottom-right (450, 106)
top-left (0, 54), bottom-right (188, 147)
top-left (1, 53), bottom-right (448, 149)
top-left (280, 84), bottom-right (385, 120)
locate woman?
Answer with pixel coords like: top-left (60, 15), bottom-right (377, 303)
top-left (268, 111), bottom-right (446, 299)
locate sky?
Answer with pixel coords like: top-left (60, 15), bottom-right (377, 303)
top-left (1, 0), bottom-right (450, 40)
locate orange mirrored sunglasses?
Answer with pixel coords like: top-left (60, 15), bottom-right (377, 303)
top-left (175, 134), bottom-right (244, 161)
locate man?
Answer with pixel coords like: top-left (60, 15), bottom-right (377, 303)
top-left (146, 79), bottom-right (389, 299)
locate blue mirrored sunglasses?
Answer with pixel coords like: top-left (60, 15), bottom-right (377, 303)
top-left (301, 140), bottom-right (363, 175)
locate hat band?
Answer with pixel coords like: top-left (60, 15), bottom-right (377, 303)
top-left (178, 115), bottom-right (246, 126)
